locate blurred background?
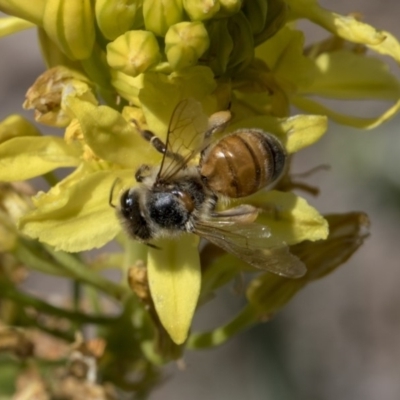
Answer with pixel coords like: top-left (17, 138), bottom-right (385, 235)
top-left (1, 1), bottom-right (400, 399)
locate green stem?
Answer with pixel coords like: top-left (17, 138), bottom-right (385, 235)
top-left (13, 241), bottom-right (71, 277)
top-left (43, 244), bottom-right (129, 300)
top-left (85, 285), bottom-right (102, 315)
top-left (80, 42), bottom-right (120, 109)
top-left (0, 280), bottom-right (119, 326)
top-left (187, 305), bottom-right (259, 349)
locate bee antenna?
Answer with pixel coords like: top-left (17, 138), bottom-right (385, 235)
top-left (109, 178), bottom-right (121, 208)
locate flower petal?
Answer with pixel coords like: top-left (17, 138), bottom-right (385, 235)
top-left (18, 167), bottom-right (133, 252)
top-left (0, 114), bottom-right (40, 144)
top-left (0, 136), bottom-right (80, 181)
top-left (147, 235), bottom-right (201, 345)
top-left (110, 70), bottom-right (143, 106)
top-left (248, 190), bottom-right (329, 245)
top-left (293, 95), bottom-right (400, 130)
top-left (255, 26), bottom-right (317, 89)
top-left (139, 66), bottom-right (216, 138)
top-left (0, 16), bottom-right (35, 38)
top-left (283, 115), bottom-right (328, 154)
top-left (303, 50), bottom-right (400, 100)
top-left (368, 30), bottom-right (400, 64)
top-left (65, 98), bottom-right (151, 169)
top-left (286, 0), bottom-right (386, 45)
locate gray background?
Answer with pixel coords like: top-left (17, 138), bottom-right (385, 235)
top-left (1, 1), bottom-right (400, 399)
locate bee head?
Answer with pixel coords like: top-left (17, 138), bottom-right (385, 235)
top-left (118, 189), bottom-right (152, 241)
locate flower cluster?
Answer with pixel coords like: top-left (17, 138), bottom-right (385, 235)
top-left (0, 0), bottom-right (398, 393)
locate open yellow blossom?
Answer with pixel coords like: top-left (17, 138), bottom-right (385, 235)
top-left (0, 0), bottom-right (397, 390)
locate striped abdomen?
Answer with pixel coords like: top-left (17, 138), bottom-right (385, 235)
top-left (200, 129), bottom-right (286, 198)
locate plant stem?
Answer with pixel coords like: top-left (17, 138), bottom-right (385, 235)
top-left (0, 280), bottom-right (119, 326)
top-left (187, 305), bottom-right (259, 349)
top-left (43, 244), bottom-right (129, 300)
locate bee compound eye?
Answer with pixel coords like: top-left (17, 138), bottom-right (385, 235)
top-left (120, 190), bottom-right (139, 217)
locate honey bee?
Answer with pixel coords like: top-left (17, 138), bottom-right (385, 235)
top-left (113, 98), bottom-right (306, 278)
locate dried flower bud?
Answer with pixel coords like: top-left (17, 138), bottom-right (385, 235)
top-left (246, 212), bottom-right (370, 316)
top-left (23, 66), bottom-right (96, 127)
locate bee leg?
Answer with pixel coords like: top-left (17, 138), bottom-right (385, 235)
top-left (131, 119), bottom-right (167, 154)
top-left (205, 110), bottom-right (232, 139)
top-left (135, 164), bottom-right (151, 182)
top-left (131, 119), bottom-right (184, 162)
top-left (211, 205), bottom-right (260, 223)
top-left (200, 110), bottom-right (232, 162)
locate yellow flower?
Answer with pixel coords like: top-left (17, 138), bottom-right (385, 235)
top-left (0, 182), bottom-right (33, 252)
top-left (0, 0), bottom-right (397, 354)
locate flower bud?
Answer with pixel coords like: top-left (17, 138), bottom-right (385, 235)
top-left (37, 28), bottom-right (83, 70)
top-left (107, 30), bottom-right (161, 77)
top-left (242, 0), bottom-right (268, 36)
top-left (95, 0), bottom-right (144, 40)
top-left (183, 0), bottom-right (220, 21)
top-left (42, 0), bottom-right (95, 60)
top-left (254, 0), bottom-right (287, 45)
top-left (226, 11), bottom-right (254, 74)
top-left (217, 0), bottom-right (242, 17)
top-left (204, 19), bottom-right (233, 75)
top-left (143, 0), bottom-right (184, 37)
top-left (128, 261), bottom-right (152, 305)
top-left (291, 212), bottom-right (370, 280)
top-left (165, 22), bottom-right (209, 70)
top-left (246, 212), bottom-right (370, 316)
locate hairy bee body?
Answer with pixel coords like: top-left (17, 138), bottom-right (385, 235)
top-left (200, 129), bottom-right (286, 198)
top-left (113, 98), bottom-right (306, 278)
top-left (118, 167), bottom-right (215, 241)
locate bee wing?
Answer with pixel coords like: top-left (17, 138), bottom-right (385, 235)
top-left (195, 220), bottom-right (307, 278)
top-left (157, 98), bottom-right (209, 182)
